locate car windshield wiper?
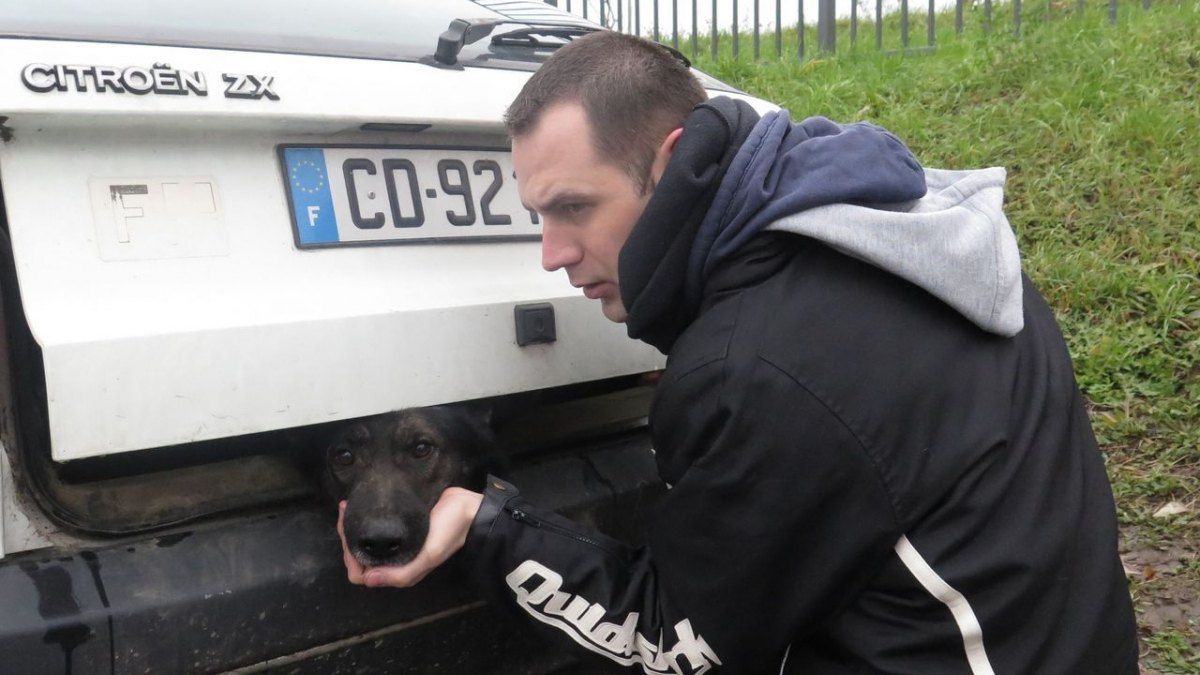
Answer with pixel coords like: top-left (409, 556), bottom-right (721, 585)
top-left (490, 24), bottom-right (602, 50)
top-left (493, 24), bottom-right (692, 68)
top-left (434, 18), bottom-right (598, 66)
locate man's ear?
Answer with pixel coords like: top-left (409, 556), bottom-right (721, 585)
top-left (649, 127), bottom-right (685, 187)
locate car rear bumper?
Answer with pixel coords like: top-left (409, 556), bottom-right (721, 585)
top-left (0, 430), bottom-right (662, 674)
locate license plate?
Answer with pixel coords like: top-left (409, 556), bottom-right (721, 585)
top-left (280, 146), bottom-right (542, 248)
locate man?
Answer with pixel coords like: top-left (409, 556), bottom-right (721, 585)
top-left (340, 31), bottom-right (1138, 674)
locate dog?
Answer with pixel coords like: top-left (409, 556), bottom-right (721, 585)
top-left (320, 403), bottom-right (498, 568)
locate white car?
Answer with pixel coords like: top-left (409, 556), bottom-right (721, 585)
top-left (0, 1), bottom-right (769, 672)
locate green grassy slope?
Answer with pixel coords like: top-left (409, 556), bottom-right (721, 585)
top-left (692, 2), bottom-right (1200, 671)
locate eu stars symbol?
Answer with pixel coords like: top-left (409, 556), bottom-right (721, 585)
top-left (285, 148), bottom-right (338, 245)
top-left (291, 159), bottom-right (326, 195)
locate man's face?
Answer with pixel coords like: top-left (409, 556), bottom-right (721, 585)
top-left (512, 102), bottom-right (653, 323)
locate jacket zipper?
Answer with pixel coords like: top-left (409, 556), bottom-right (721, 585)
top-left (509, 508), bottom-right (609, 550)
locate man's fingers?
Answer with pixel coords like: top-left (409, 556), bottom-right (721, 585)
top-left (363, 565), bottom-right (427, 589)
top-left (337, 501), bottom-right (366, 585)
top-left (344, 547), bottom-right (366, 585)
top-left (363, 550), bottom-right (435, 589)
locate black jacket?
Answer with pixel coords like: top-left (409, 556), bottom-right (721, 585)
top-left (465, 101), bottom-right (1138, 675)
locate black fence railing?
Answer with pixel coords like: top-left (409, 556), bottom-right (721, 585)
top-left (543, 0), bottom-right (1158, 60)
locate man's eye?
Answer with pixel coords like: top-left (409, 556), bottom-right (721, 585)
top-left (412, 441), bottom-right (436, 459)
top-left (332, 446), bottom-right (355, 466)
top-left (564, 203), bottom-right (587, 215)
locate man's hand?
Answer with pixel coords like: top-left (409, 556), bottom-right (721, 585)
top-left (337, 487), bottom-right (484, 588)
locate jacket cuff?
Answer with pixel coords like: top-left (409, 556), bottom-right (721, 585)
top-left (463, 474), bottom-right (517, 562)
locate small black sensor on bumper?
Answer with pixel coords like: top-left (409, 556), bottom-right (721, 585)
top-left (514, 303), bottom-right (556, 346)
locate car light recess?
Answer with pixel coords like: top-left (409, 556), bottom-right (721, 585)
top-left (359, 123), bottom-right (432, 133)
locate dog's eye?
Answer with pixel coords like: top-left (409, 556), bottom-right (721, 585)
top-left (412, 441), bottom-right (435, 459)
top-left (332, 446), bottom-right (355, 466)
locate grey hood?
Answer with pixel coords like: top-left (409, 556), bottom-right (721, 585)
top-left (684, 106), bottom-right (1024, 336)
top-left (622, 99), bottom-right (1024, 355)
top-left (764, 166), bottom-right (1024, 336)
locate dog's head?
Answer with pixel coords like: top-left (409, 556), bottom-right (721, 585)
top-left (322, 404), bottom-right (495, 568)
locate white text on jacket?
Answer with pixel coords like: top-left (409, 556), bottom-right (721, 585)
top-left (506, 559), bottom-right (722, 675)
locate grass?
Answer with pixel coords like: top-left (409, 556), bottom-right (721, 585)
top-left (684, 1), bottom-right (1200, 670)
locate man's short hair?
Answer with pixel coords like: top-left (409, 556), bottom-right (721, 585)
top-left (505, 31), bottom-right (707, 192)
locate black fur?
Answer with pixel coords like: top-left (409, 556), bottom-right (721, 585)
top-left (321, 403), bottom-right (498, 567)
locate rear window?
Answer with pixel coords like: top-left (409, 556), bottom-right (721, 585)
top-left (0, 0), bottom-right (583, 71)
top-left (1, 0), bottom-right (739, 87)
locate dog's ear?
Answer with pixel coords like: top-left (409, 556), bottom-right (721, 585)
top-left (434, 400), bottom-right (504, 481)
top-left (459, 399), bottom-right (494, 431)
top-left (441, 399), bottom-right (495, 438)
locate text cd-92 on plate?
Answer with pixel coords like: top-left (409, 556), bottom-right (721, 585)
top-left (282, 146), bottom-right (542, 247)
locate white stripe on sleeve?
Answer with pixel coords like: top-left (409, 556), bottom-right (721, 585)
top-left (894, 535), bottom-right (997, 675)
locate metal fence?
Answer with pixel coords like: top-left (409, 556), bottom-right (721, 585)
top-left (543, 0), bottom-right (1157, 60)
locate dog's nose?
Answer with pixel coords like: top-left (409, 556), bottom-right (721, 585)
top-left (357, 522), bottom-right (408, 560)
top-left (360, 536), bottom-right (404, 558)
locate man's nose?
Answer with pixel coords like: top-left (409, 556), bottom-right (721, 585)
top-left (541, 223), bottom-right (583, 272)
